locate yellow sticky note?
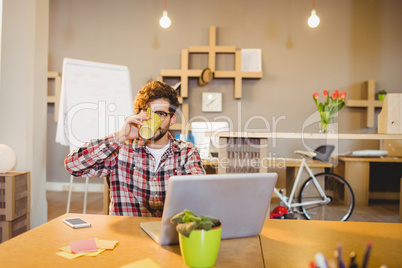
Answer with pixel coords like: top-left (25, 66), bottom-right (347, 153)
top-left (84, 249), bottom-right (105, 257)
top-left (56, 251), bottom-right (86, 260)
top-left (119, 258), bottom-right (162, 268)
top-left (96, 238), bottom-right (119, 250)
top-left (58, 246), bottom-right (72, 253)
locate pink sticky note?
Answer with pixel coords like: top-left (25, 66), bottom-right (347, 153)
top-left (70, 239), bottom-right (98, 253)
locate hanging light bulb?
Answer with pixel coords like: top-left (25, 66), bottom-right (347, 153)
top-left (160, 0), bottom-right (171, 28)
top-left (160, 10), bottom-right (171, 28)
top-left (308, 10), bottom-right (320, 28)
top-left (307, 0), bottom-right (320, 28)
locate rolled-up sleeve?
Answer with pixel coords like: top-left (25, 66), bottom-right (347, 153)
top-left (64, 134), bottom-right (121, 178)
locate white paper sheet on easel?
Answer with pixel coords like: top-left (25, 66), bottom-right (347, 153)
top-left (241, 49), bottom-right (262, 72)
top-left (56, 58), bottom-right (133, 151)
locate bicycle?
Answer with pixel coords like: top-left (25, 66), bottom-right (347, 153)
top-left (273, 145), bottom-right (355, 221)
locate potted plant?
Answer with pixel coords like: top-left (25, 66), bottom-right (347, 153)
top-left (378, 89), bottom-right (387, 100)
top-left (170, 210), bottom-right (222, 268)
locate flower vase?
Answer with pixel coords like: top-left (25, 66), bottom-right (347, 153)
top-left (319, 119), bottom-right (335, 133)
top-left (314, 89), bottom-right (346, 134)
top-left (319, 121), bottom-right (328, 133)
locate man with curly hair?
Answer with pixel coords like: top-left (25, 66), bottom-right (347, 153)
top-left (64, 81), bottom-right (205, 217)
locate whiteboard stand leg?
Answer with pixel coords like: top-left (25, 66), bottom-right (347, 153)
top-left (66, 175), bottom-right (74, 213)
top-left (83, 177), bottom-right (89, 214)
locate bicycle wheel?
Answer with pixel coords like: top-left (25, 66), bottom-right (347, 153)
top-left (298, 172), bottom-right (354, 221)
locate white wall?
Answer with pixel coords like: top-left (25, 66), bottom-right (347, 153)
top-left (0, 0), bottom-right (49, 228)
top-left (47, 0), bottom-right (402, 186)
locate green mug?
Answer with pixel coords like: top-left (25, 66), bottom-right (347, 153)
top-left (139, 107), bottom-right (162, 139)
top-left (179, 224), bottom-right (222, 268)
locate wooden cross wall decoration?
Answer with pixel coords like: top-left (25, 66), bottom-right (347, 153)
top-left (345, 80), bottom-right (383, 128)
top-left (160, 49), bottom-right (202, 99)
top-left (188, 26), bottom-right (236, 73)
top-left (160, 26), bottom-right (262, 100)
top-left (214, 50), bottom-right (262, 99)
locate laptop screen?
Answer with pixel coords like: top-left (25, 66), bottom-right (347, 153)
top-left (141, 172), bottom-right (278, 245)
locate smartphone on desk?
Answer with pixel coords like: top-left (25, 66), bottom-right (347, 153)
top-left (62, 217), bottom-right (91, 229)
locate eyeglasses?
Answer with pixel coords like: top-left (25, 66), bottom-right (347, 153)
top-left (139, 109), bottom-right (173, 122)
top-left (154, 111), bottom-right (173, 121)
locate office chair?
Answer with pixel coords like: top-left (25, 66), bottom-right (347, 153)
top-left (312, 145), bottom-right (335, 162)
top-left (312, 145), bottom-right (335, 173)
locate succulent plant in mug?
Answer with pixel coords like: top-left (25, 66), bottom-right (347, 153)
top-left (170, 209), bottom-right (221, 238)
top-left (171, 210), bottom-right (222, 267)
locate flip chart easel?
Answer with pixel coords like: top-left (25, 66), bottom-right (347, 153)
top-left (55, 58), bottom-right (133, 214)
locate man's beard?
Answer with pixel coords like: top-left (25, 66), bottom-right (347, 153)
top-left (149, 124), bottom-right (169, 141)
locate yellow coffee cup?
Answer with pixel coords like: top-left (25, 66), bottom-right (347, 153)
top-left (139, 107), bottom-right (162, 139)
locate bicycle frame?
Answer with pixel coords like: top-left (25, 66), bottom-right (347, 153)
top-left (273, 157), bottom-right (331, 210)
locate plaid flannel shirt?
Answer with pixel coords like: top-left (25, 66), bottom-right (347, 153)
top-left (64, 132), bottom-right (205, 217)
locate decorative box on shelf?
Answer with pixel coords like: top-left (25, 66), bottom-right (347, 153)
top-left (0, 171), bottom-right (30, 243)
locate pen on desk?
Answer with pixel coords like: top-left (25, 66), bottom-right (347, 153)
top-left (362, 242), bottom-right (372, 268)
top-left (348, 251), bottom-right (358, 268)
top-left (336, 242), bottom-right (345, 268)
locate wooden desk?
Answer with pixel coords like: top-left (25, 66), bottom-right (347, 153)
top-left (203, 158), bottom-right (332, 195)
top-left (212, 131), bottom-right (402, 196)
top-left (216, 131), bottom-right (402, 140)
top-left (334, 157), bottom-right (402, 206)
top-left (0, 213), bottom-right (263, 267)
top-left (261, 219), bottom-right (402, 268)
top-left (1, 214), bottom-right (401, 268)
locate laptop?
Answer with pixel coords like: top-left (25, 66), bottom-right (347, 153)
top-left (140, 172), bottom-right (278, 246)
